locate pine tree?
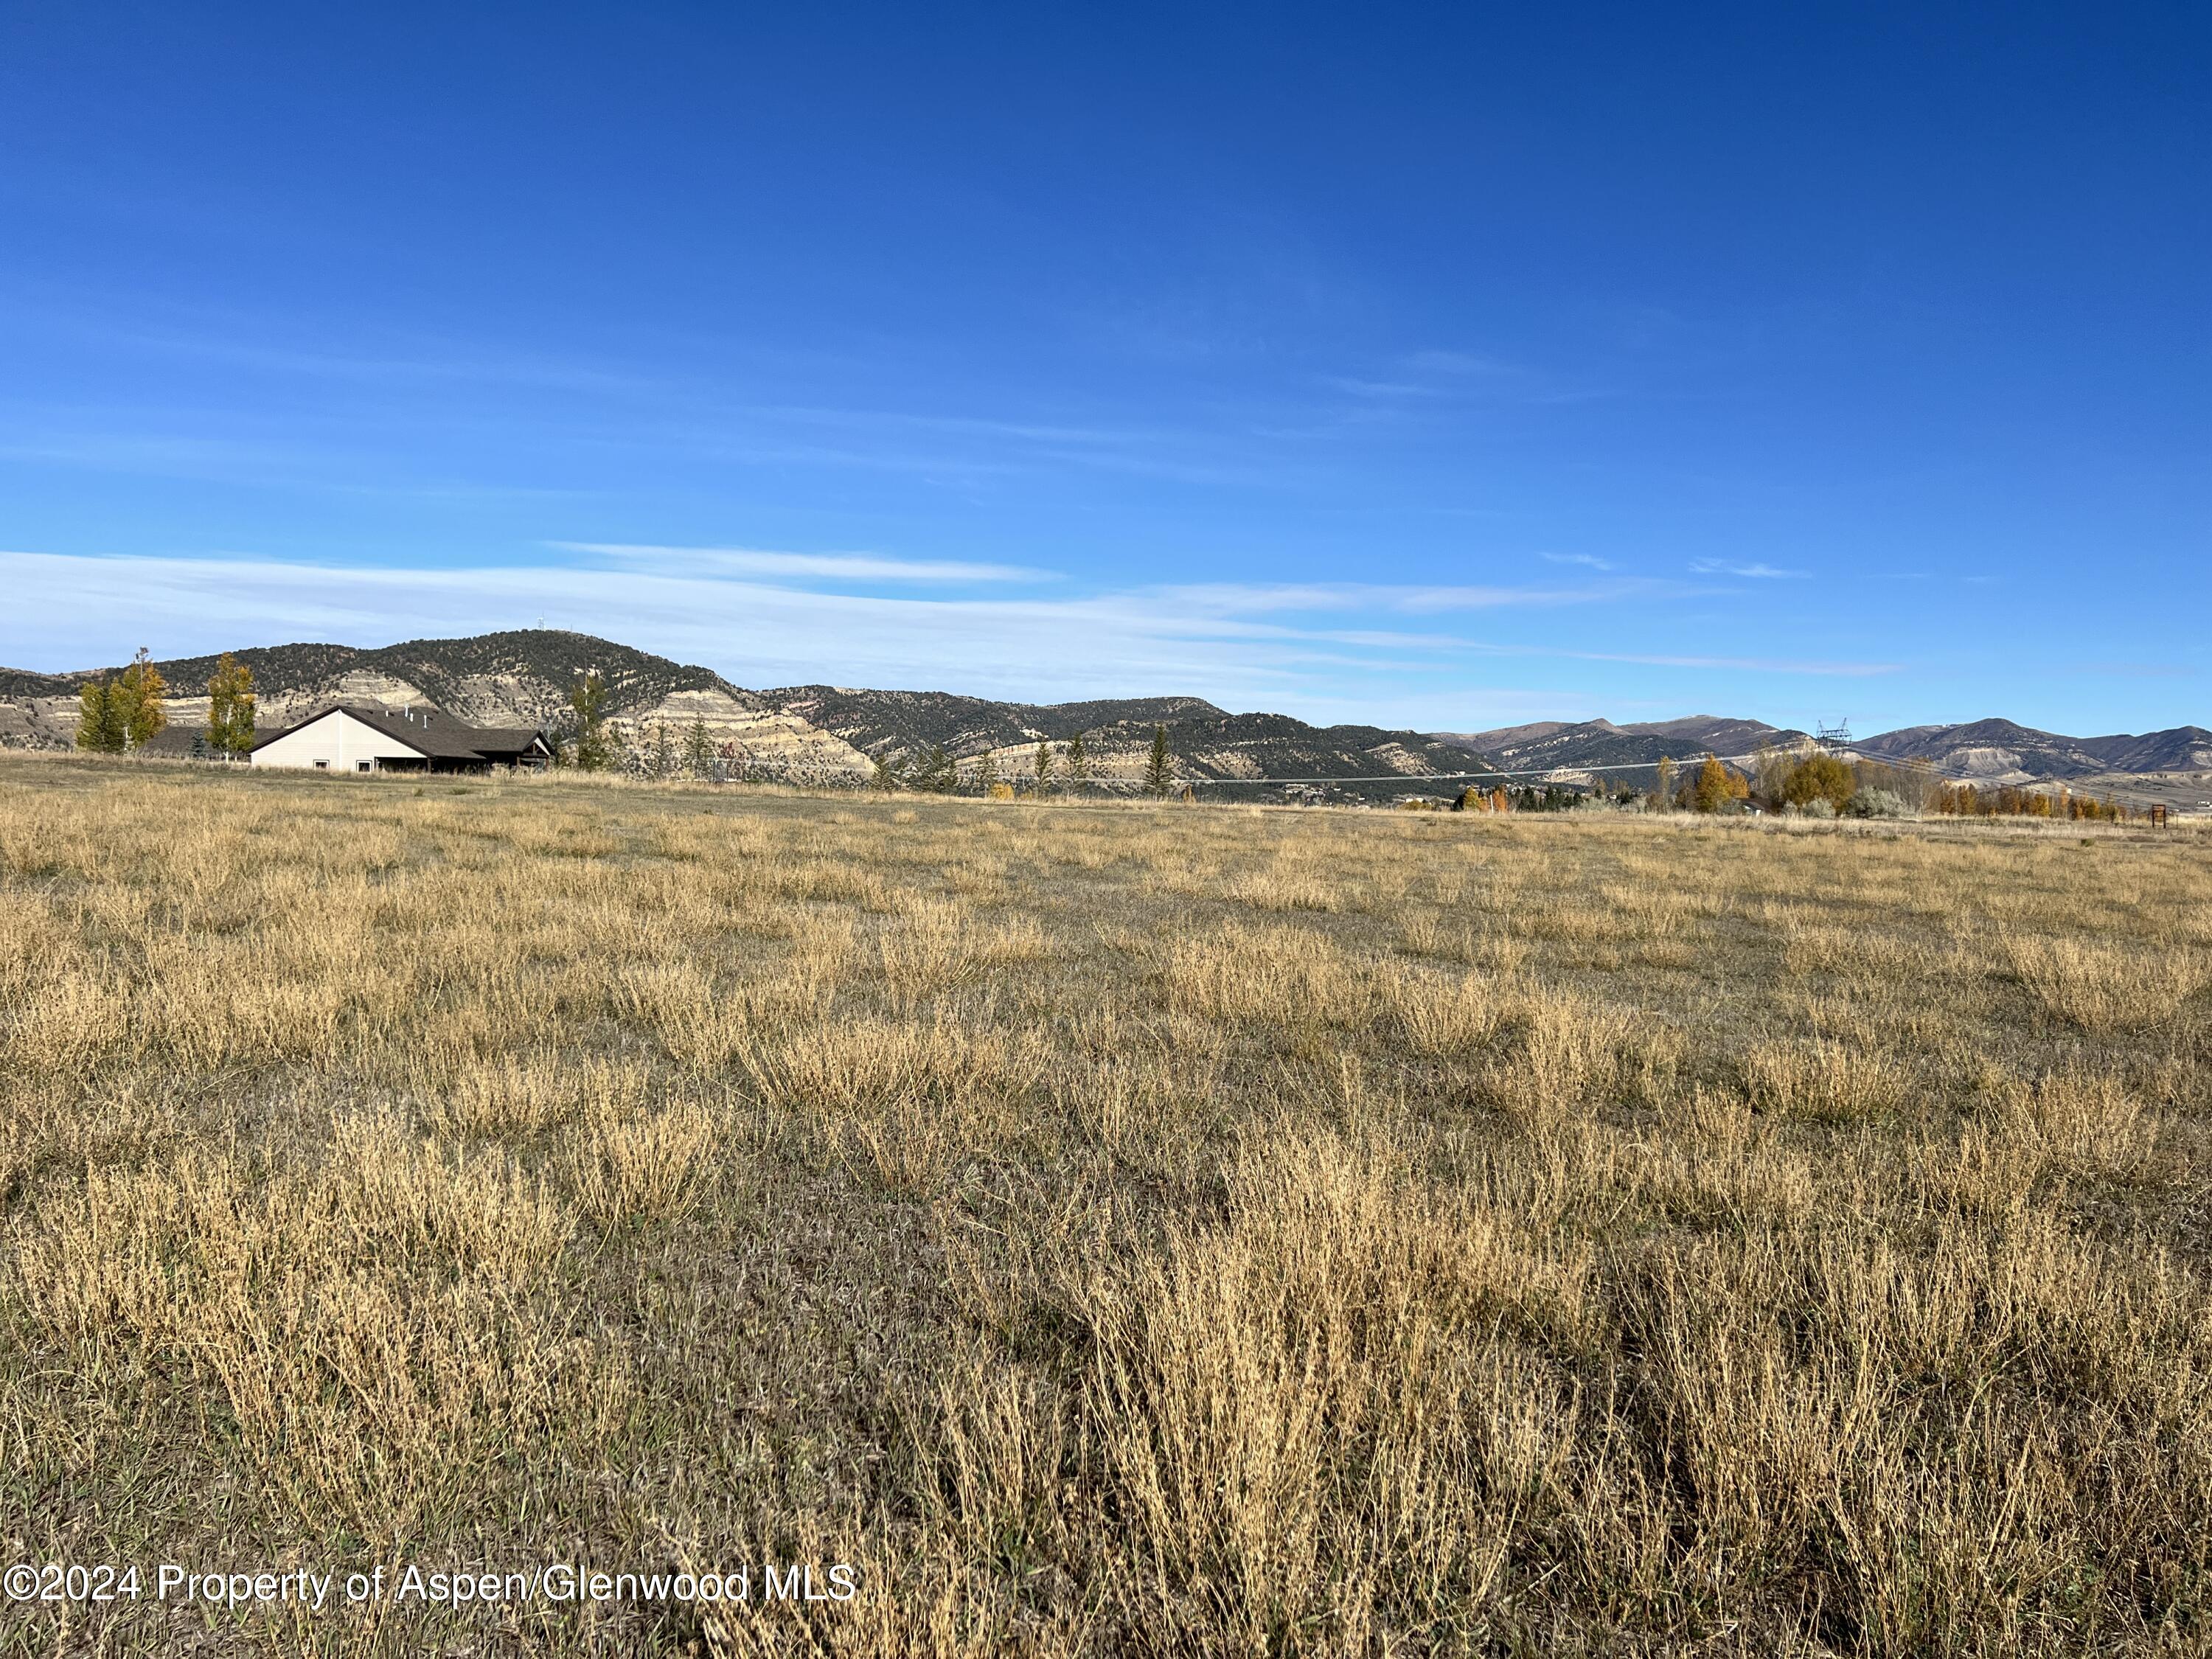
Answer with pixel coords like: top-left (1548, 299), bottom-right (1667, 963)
top-left (1034, 740), bottom-right (1054, 793)
top-left (112, 648), bottom-right (167, 749)
top-left (684, 717), bottom-right (714, 779)
top-left (914, 745), bottom-right (956, 793)
top-left (75, 680), bottom-right (125, 754)
top-left (569, 673), bottom-right (613, 771)
top-left (1063, 732), bottom-right (1088, 789)
top-left (205, 653), bottom-right (256, 757)
top-left (871, 752), bottom-right (904, 791)
top-left (1144, 725), bottom-right (1173, 797)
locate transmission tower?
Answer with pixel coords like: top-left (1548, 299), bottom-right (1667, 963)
top-left (1815, 717), bottom-right (1852, 745)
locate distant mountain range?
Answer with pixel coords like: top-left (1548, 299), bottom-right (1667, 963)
top-left (3, 631), bottom-right (2204, 795)
top-left (1849, 717), bottom-right (2212, 780)
top-left (1432, 717), bottom-right (1810, 776)
top-left (1438, 713), bottom-right (2212, 788)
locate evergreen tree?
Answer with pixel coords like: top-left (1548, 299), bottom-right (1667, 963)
top-left (1063, 732), bottom-right (1088, 789)
top-left (914, 745), bottom-right (956, 793)
top-left (205, 653), bottom-right (256, 757)
top-left (569, 672), bottom-right (613, 771)
top-left (684, 717), bottom-right (714, 778)
top-left (75, 679), bottom-right (125, 754)
top-left (870, 752), bottom-right (903, 791)
top-left (1034, 740), bottom-right (1054, 793)
top-left (1144, 725), bottom-right (1173, 797)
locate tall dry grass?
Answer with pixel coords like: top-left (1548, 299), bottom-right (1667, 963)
top-left (0, 753), bottom-right (2206, 1654)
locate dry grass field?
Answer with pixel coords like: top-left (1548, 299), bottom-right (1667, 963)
top-left (3, 754), bottom-right (2210, 1656)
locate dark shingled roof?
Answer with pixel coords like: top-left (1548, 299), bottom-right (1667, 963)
top-left (136, 725), bottom-right (216, 758)
top-left (251, 703), bottom-right (549, 762)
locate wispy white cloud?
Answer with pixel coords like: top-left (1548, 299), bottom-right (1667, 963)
top-left (1321, 377), bottom-right (1449, 401)
top-left (0, 427), bottom-right (596, 500)
top-left (1399, 349), bottom-right (1514, 378)
top-left (0, 549), bottom-right (1902, 726)
top-left (1159, 577), bottom-right (1672, 616)
top-left (551, 542), bottom-right (1048, 582)
top-left (1565, 650), bottom-right (1896, 676)
top-left (1689, 559), bottom-right (1809, 580)
top-left (1542, 552), bottom-right (1616, 571)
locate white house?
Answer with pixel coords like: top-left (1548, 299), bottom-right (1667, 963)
top-left (251, 704), bottom-right (552, 773)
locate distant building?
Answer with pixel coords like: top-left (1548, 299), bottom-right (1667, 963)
top-left (136, 726), bottom-right (229, 760)
top-left (250, 704), bottom-right (552, 773)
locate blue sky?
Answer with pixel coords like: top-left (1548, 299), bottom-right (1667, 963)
top-left (1, 2), bottom-right (2203, 736)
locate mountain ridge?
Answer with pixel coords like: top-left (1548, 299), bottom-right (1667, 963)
top-left (1849, 717), bottom-right (2212, 782)
top-left (1437, 713), bottom-right (2212, 785)
top-left (0, 631), bottom-right (1498, 791)
top-left (1429, 716), bottom-right (1808, 776)
top-left (3, 631), bottom-right (2204, 787)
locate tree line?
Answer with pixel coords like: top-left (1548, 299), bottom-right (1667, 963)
top-left (1929, 782), bottom-right (2136, 822)
top-left (75, 650), bottom-right (255, 758)
top-left (1453, 748), bottom-right (1933, 818)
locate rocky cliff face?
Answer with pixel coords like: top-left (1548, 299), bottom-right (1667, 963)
top-left (0, 689), bottom-right (80, 750)
top-left (763, 686), bottom-right (1231, 763)
top-left (955, 713), bottom-right (1489, 799)
top-left (617, 686), bottom-right (870, 772)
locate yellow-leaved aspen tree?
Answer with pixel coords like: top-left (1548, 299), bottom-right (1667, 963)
top-left (1693, 754), bottom-right (1731, 813)
top-left (206, 653), bottom-right (256, 757)
top-left (115, 647), bottom-right (168, 749)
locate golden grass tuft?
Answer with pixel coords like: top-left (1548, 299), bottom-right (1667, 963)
top-left (2007, 933), bottom-right (2208, 1029)
top-left (1, 753), bottom-right (2208, 1652)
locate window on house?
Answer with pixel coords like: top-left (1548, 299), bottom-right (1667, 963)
top-left (313, 759), bottom-right (329, 769)
top-left (357, 760), bottom-right (372, 772)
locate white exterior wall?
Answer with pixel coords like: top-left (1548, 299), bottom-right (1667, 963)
top-left (251, 710), bottom-right (428, 772)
